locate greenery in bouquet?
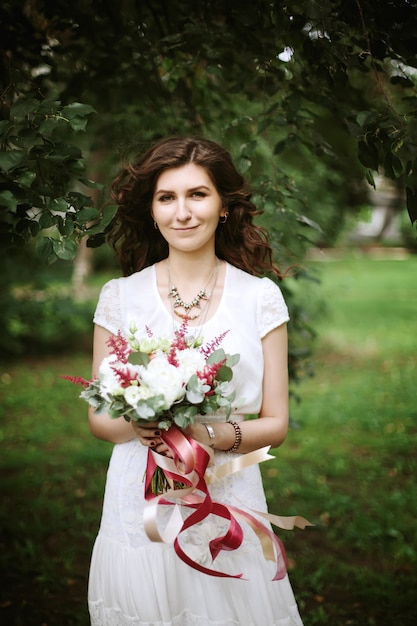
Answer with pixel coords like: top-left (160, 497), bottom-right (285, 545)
top-left (69, 322), bottom-right (240, 431)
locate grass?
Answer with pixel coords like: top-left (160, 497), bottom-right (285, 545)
top-left (1, 252), bottom-right (416, 625)
top-left (266, 253), bottom-right (417, 625)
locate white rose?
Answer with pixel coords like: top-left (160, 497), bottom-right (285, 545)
top-left (98, 356), bottom-right (123, 399)
top-left (140, 356), bottom-right (184, 406)
top-left (98, 357), bottom-right (141, 400)
top-left (124, 384), bottom-right (153, 406)
top-left (176, 349), bottom-right (207, 384)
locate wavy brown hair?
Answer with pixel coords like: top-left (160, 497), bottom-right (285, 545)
top-left (108, 136), bottom-right (282, 279)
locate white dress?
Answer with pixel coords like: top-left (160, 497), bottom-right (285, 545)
top-left (88, 262), bottom-right (304, 626)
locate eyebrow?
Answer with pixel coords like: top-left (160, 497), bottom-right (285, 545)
top-left (155, 185), bottom-right (211, 194)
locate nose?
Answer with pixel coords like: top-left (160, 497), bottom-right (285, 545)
top-left (176, 196), bottom-right (191, 221)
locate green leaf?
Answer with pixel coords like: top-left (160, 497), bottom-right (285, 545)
top-left (50, 198), bottom-right (71, 212)
top-left (76, 207), bottom-right (100, 223)
top-left (358, 141), bottom-right (379, 171)
top-left (78, 178), bottom-right (104, 189)
top-left (59, 220), bottom-right (74, 237)
top-left (0, 190), bottom-right (17, 211)
top-left (0, 150), bottom-right (26, 172)
top-left (38, 117), bottom-right (68, 136)
top-left (0, 121), bottom-right (13, 138)
top-left (216, 365), bottom-right (233, 382)
top-left (135, 401), bottom-right (156, 419)
top-left (52, 238), bottom-right (79, 260)
top-left (207, 348), bottom-right (226, 365)
top-left (128, 352), bottom-right (150, 366)
top-left (62, 103), bottom-right (96, 119)
top-left (356, 111), bottom-right (375, 127)
top-left (35, 237), bottom-right (55, 263)
top-left (225, 353), bottom-right (240, 368)
top-left (185, 388), bottom-right (205, 403)
top-left (67, 117), bottom-right (89, 132)
top-left (406, 187), bottom-right (417, 224)
top-left (365, 168), bottom-right (376, 189)
top-left (274, 140), bottom-right (287, 155)
top-left (16, 171), bottom-right (36, 188)
top-left (10, 98), bottom-right (39, 120)
top-left (39, 213), bottom-right (58, 229)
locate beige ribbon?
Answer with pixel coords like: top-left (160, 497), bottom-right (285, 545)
top-left (143, 445), bottom-right (313, 549)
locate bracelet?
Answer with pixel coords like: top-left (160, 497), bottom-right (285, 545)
top-left (225, 421), bottom-right (242, 452)
top-left (203, 423), bottom-right (215, 448)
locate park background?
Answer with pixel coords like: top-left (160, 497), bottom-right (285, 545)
top-left (1, 2), bottom-right (417, 625)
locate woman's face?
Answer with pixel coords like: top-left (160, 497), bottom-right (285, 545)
top-left (151, 163), bottom-right (227, 255)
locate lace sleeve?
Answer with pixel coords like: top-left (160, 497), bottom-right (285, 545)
top-left (257, 278), bottom-right (289, 338)
top-left (93, 279), bottom-right (122, 335)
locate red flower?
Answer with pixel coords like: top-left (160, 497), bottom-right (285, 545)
top-left (60, 375), bottom-right (92, 388)
top-left (107, 331), bottom-right (132, 364)
top-left (200, 330), bottom-right (230, 357)
top-left (197, 359), bottom-right (226, 389)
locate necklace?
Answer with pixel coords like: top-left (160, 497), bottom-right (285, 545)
top-left (166, 259), bottom-right (219, 321)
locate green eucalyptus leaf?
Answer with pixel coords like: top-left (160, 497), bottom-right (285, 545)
top-left (128, 352), bottom-right (149, 366)
top-left (216, 365), bottom-right (233, 382)
top-left (135, 401), bottom-right (156, 419)
top-left (207, 348), bottom-right (226, 365)
top-left (225, 353), bottom-right (240, 368)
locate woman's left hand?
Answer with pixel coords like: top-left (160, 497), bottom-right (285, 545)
top-left (132, 421), bottom-right (173, 458)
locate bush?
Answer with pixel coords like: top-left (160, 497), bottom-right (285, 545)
top-left (1, 290), bottom-right (95, 356)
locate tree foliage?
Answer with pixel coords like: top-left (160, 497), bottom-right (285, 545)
top-left (2, 0), bottom-right (416, 263)
top-left (1, 1), bottom-right (416, 369)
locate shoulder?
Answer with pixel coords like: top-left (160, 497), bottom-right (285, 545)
top-left (226, 263), bottom-right (289, 336)
top-left (226, 263), bottom-right (263, 289)
top-left (100, 265), bottom-right (154, 292)
top-left (226, 263), bottom-right (284, 297)
top-left (94, 266), bottom-right (155, 334)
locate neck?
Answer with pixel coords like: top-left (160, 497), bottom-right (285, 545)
top-left (166, 250), bottom-right (218, 283)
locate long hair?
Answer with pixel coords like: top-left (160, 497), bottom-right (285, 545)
top-left (108, 136), bottom-right (282, 279)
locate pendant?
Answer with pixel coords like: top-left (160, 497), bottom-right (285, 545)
top-left (173, 309), bottom-right (201, 321)
top-left (168, 286), bottom-right (208, 313)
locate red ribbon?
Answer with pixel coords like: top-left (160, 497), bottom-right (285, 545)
top-left (143, 425), bottom-right (291, 580)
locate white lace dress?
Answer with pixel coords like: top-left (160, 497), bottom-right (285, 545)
top-left (88, 262), bottom-right (304, 626)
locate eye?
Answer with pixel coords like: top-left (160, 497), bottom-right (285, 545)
top-left (157, 193), bottom-right (174, 202)
top-left (191, 191), bottom-right (206, 198)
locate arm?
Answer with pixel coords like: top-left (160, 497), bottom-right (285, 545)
top-left (88, 324), bottom-right (137, 443)
top-left (182, 323), bottom-right (289, 453)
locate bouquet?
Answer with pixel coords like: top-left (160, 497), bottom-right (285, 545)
top-left (64, 322), bottom-right (311, 579)
top-left (69, 321), bottom-right (240, 432)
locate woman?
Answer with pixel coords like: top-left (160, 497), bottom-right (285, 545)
top-left (88, 136), bottom-right (304, 625)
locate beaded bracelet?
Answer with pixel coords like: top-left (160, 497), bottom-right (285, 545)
top-left (225, 421), bottom-right (242, 452)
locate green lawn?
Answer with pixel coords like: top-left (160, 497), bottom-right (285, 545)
top-left (1, 253), bottom-right (416, 625)
top-left (270, 253), bottom-right (417, 625)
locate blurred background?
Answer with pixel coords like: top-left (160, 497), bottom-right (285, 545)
top-left (1, 1), bottom-right (416, 624)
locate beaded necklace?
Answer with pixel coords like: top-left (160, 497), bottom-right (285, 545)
top-left (166, 259), bottom-right (219, 322)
